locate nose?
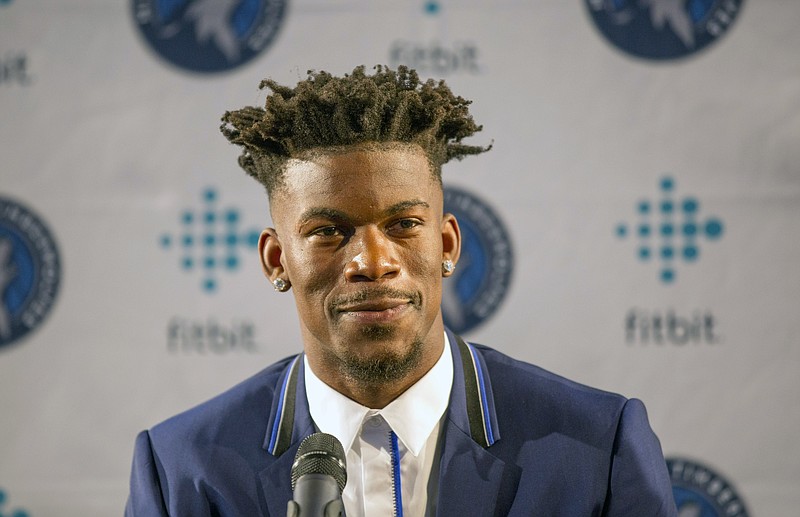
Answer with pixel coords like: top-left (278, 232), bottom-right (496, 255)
top-left (344, 226), bottom-right (400, 282)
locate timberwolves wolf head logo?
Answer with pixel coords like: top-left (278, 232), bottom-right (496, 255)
top-left (667, 457), bottom-right (749, 517)
top-left (133, 0), bottom-right (287, 73)
top-left (585, 0), bottom-right (744, 60)
top-left (0, 197), bottom-right (61, 350)
top-left (441, 186), bottom-right (513, 334)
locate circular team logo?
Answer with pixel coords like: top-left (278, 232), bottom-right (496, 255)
top-left (667, 457), bottom-right (749, 517)
top-left (585, 0), bottom-right (744, 60)
top-left (132, 0), bottom-right (288, 73)
top-left (0, 196), bottom-right (61, 350)
top-left (442, 186), bottom-right (513, 334)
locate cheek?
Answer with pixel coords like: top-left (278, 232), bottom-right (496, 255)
top-left (285, 245), bottom-right (339, 298)
top-left (408, 252), bottom-right (439, 277)
top-left (403, 241), bottom-right (443, 286)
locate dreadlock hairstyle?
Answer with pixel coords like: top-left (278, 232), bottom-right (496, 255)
top-left (220, 65), bottom-right (490, 197)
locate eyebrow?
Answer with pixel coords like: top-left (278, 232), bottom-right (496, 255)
top-left (384, 199), bottom-right (430, 216)
top-left (298, 199), bottom-right (431, 225)
top-left (298, 207), bottom-right (348, 224)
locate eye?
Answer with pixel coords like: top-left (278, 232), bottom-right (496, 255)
top-left (311, 226), bottom-right (342, 238)
top-left (389, 218), bottom-right (421, 233)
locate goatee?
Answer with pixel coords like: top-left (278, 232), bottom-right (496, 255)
top-left (339, 327), bottom-right (424, 387)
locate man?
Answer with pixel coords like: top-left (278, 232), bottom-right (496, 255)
top-left (126, 65), bottom-right (677, 516)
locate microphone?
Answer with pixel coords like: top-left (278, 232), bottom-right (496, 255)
top-left (287, 432), bottom-right (348, 517)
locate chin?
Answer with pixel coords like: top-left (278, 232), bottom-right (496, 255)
top-left (338, 333), bottom-right (424, 387)
top-left (357, 323), bottom-right (397, 340)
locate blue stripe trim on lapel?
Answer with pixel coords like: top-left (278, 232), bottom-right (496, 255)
top-left (467, 342), bottom-right (496, 446)
top-left (454, 335), bottom-right (498, 448)
top-left (267, 355), bottom-right (301, 456)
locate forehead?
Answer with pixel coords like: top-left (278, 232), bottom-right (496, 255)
top-left (271, 145), bottom-right (442, 223)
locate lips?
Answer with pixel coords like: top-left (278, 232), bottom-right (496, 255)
top-left (337, 299), bottom-right (408, 312)
top-left (336, 299), bottom-right (410, 323)
top-left (330, 287), bottom-right (422, 324)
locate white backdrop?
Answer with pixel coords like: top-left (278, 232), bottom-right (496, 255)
top-left (1, 0), bottom-right (798, 515)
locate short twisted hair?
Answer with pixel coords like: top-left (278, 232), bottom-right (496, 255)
top-left (220, 65), bottom-right (490, 197)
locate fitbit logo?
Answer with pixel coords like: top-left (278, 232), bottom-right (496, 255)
top-left (388, 1), bottom-right (483, 75)
top-left (616, 177), bottom-right (724, 284)
top-left (625, 308), bottom-right (720, 345)
top-left (389, 41), bottom-right (482, 76)
top-left (159, 187), bottom-right (261, 293)
top-left (167, 317), bottom-right (259, 354)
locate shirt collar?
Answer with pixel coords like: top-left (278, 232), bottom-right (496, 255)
top-left (304, 332), bottom-right (454, 457)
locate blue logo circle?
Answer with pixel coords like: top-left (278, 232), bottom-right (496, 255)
top-left (616, 176), bottom-right (724, 284)
top-left (132, 0), bottom-right (288, 73)
top-left (585, 0), bottom-right (744, 60)
top-left (159, 187), bottom-right (260, 292)
top-left (442, 186), bottom-right (513, 334)
top-left (667, 457), bottom-right (749, 516)
top-left (0, 196), bottom-right (61, 350)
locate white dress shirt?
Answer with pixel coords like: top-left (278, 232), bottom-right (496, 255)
top-left (304, 333), bottom-right (454, 517)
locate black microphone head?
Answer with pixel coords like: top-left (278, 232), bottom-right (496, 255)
top-left (291, 432), bottom-right (347, 493)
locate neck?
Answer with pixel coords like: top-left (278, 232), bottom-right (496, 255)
top-left (338, 376), bottom-right (423, 409)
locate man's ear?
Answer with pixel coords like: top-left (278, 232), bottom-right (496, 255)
top-left (258, 228), bottom-right (287, 284)
top-left (441, 213), bottom-right (461, 276)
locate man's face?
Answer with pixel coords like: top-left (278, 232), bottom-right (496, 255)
top-left (261, 144), bottom-right (459, 395)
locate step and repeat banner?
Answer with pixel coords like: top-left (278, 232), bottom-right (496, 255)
top-left (2, 0), bottom-right (799, 515)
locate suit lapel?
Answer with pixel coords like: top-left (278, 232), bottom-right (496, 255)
top-left (258, 440), bottom-right (300, 516)
top-left (258, 355), bottom-right (317, 516)
top-left (436, 332), bottom-right (520, 516)
top-left (256, 335), bottom-right (520, 515)
top-left (436, 422), bottom-right (517, 516)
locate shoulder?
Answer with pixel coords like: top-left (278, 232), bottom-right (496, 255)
top-left (471, 343), bottom-right (629, 438)
top-left (148, 355), bottom-right (297, 451)
top-left (463, 342), bottom-right (675, 514)
top-left (474, 343), bottom-right (626, 405)
top-left (127, 356), bottom-right (299, 512)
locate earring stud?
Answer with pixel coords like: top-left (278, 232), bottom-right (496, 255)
top-left (442, 260), bottom-right (455, 275)
top-left (273, 278), bottom-right (289, 292)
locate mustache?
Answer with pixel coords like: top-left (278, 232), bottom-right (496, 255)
top-left (329, 287), bottom-right (422, 312)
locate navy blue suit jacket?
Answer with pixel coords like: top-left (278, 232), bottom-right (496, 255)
top-left (126, 331), bottom-right (677, 516)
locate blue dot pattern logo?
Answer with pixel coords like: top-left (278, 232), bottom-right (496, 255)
top-left (132, 0), bottom-right (287, 73)
top-left (442, 186), bottom-right (513, 334)
top-left (667, 458), bottom-right (749, 517)
top-left (585, 0), bottom-right (744, 60)
top-left (424, 0), bottom-right (440, 15)
top-left (0, 196), bottom-right (61, 350)
top-left (616, 177), bottom-right (723, 284)
top-left (160, 188), bottom-right (261, 292)
top-left (0, 487), bottom-right (30, 517)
